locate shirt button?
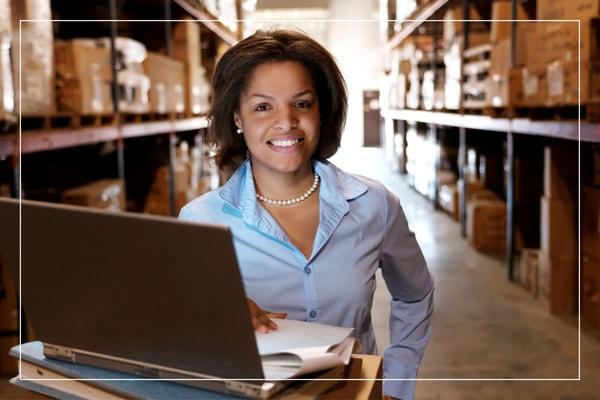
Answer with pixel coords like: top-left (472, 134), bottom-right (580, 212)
top-left (309, 310), bottom-right (317, 318)
top-left (304, 266), bottom-right (311, 274)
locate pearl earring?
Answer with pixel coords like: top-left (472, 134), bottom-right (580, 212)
top-left (236, 128), bottom-right (243, 135)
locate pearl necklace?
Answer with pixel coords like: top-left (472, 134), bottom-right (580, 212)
top-left (256, 173), bottom-right (320, 206)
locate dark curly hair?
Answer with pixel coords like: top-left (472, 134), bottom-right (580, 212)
top-left (208, 29), bottom-right (348, 171)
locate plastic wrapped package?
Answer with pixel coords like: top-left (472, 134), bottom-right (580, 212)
top-left (11, 0), bottom-right (54, 116)
top-left (96, 37), bottom-right (150, 113)
top-left (189, 66), bottom-right (210, 114)
top-left (0, 33), bottom-right (14, 120)
top-left (117, 67), bottom-right (150, 114)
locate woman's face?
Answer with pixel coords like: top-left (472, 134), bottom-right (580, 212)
top-left (234, 61), bottom-right (320, 176)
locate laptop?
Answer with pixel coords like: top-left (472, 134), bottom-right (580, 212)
top-left (0, 198), bottom-right (290, 398)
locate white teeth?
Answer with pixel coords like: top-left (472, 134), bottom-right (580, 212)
top-left (270, 138), bottom-right (300, 147)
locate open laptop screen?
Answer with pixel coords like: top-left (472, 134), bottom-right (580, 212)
top-left (0, 198), bottom-right (264, 380)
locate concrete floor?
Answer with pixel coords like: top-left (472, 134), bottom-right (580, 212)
top-left (2, 146), bottom-right (599, 399)
top-left (331, 147), bottom-right (600, 399)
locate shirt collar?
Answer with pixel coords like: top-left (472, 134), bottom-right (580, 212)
top-left (219, 159), bottom-right (367, 210)
top-left (218, 159), bottom-right (368, 255)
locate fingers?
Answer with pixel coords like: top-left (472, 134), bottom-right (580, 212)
top-left (266, 312), bottom-right (288, 319)
top-left (247, 298), bottom-right (286, 333)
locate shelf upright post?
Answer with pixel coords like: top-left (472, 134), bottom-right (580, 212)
top-left (458, 126), bottom-right (467, 237)
top-left (109, 0), bottom-right (126, 189)
top-left (398, 119), bottom-right (408, 174)
top-left (458, 0), bottom-right (469, 238)
top-left (505, 0), bottom-right (518, 280)
top-left (506, 131), bottom-right (515, 280)
top-left (431, 20), bottom-right (440, 209)
top-left (164, 0), bottom-right (178, 217)
top-left (10, 153), bottom-right (20, 199)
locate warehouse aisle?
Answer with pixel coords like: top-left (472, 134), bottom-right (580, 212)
top-left (331, 146), bottom-right (600, 399)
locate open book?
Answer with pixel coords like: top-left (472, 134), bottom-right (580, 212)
top-left (257, 319), bottom-right (355, 380)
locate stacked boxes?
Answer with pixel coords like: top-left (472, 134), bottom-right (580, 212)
top-left (11, 0), bottom-right (54, 116)
top-left (538, 147), bottom-right (577, 314)
top-left (144, 141), bottom-right (205, 215)
top-left (467, 196), bottom-right (507, 253)
top-left (0, 0), bottom-right (14, 121)
top-left (462, 44), bottom-right (492, 109)
top-left (487, 1), bottom-right (528, 107)
top-left (519, 248), bottom-right (540, 296)
top-left (521, 0), bottom-right (600, 106)
top-left (171, 19), bottom-right (210, 115)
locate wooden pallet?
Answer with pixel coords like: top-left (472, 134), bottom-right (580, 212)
top-left (467, 103), bottom-right (600, 122)
top-left (3, 110), bottom-right (194, 133)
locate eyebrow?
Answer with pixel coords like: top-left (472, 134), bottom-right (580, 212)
top-left (245, 90), bottom-right (315, 101)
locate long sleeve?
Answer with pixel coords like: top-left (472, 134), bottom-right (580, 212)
top-left (379, 189), bottom-right (434, 399)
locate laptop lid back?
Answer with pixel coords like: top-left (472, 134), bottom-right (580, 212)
top-left (0, 198), bottom-right (264, 380)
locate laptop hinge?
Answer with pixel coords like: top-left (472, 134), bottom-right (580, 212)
top-left (225, 381), bottom-right (263, 397)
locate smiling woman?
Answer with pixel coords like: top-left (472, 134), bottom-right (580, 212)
top-left (179, 29), bottom-right (434, 400)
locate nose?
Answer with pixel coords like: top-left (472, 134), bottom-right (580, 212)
top-left (274, 105), bottom-right (298, 131)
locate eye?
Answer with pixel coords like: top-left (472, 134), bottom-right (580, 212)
top-left (254, 103), bottom-right (270, 112)
top-left (295, 100), bottom-right (312, 109)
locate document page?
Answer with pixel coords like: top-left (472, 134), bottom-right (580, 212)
top-left (255, 319), bottom-right (353, 356)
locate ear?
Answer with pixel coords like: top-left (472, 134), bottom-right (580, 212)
top-left (233, 111), bottom-right (242, 130)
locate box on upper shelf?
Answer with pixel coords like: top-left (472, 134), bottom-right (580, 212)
top-left (54, 40), bottom-right (113, 115)
top-left (490, 1), bottom-right (528, 44)
top-left (10, 0), bottom-right (54, 116)
top-left (143, 52), bottom-right (185, 114)
top-left (170, 19), bottom-right (211, 115)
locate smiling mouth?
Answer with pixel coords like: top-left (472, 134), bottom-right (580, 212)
top-left (267, 138), bottom-right (305, 147)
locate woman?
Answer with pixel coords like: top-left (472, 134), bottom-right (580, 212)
top-left (179, 29), bottom-right (434, 400)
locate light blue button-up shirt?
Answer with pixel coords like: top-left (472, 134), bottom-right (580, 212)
top-left (179, 159), bottom-right (434, 399)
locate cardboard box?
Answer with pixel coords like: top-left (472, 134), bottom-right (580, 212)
top-left (519, 66), bottom-right (547, 106)
top-left (540, 196), bottom-right (576, 260)
top-left (582, 186), bottom-right (600, 261)
top-left (143, 52), bottom-right (185, 114)
top-left (443, 5), bottom-right (486, 45)
top-left (519, 248), bottom-right (540, 296)
top-left (170, 20), bottom-right (210, 115)
top-left (488, 68), bottom-right (523, 107)
top-left (467, 198), bottom-right (507, 253)
top-left (319, 354), bottom-right (382, 400)
top-left (538, 250), bottom-right (576, 314)
top-left (537, 0), bottom-right (600, 20)
top-left (458, 178), bottom-right (486, 201)
top-left (171, 19), bottom-right (201, 69)
top-left (11, 0), bottom-right (54, 116)
top-left (543, 146), bottom-right (577, 201)
top-left (527, 20), bottom-right (598, 70)
top-left (55, 40), bottom-right (113, 115)
top-left (438, 183), bottom-right (459, 220)
top-left (62, 179), bottom-right (126, 211)
top-left (582, 253), bottom-right (600, 328)
top-left (490, 1), bottom-right (528, 43)
top-left (186, 64), bottom-right (210, 115)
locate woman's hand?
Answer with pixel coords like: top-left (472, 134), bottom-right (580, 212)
top-left (247, 298), bottom-right (287, 333)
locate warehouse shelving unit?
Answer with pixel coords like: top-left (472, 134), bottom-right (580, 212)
top-left (381, 0), bottom-right (600, 282)
top-left (0, 0), bottom-right (240, 215)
